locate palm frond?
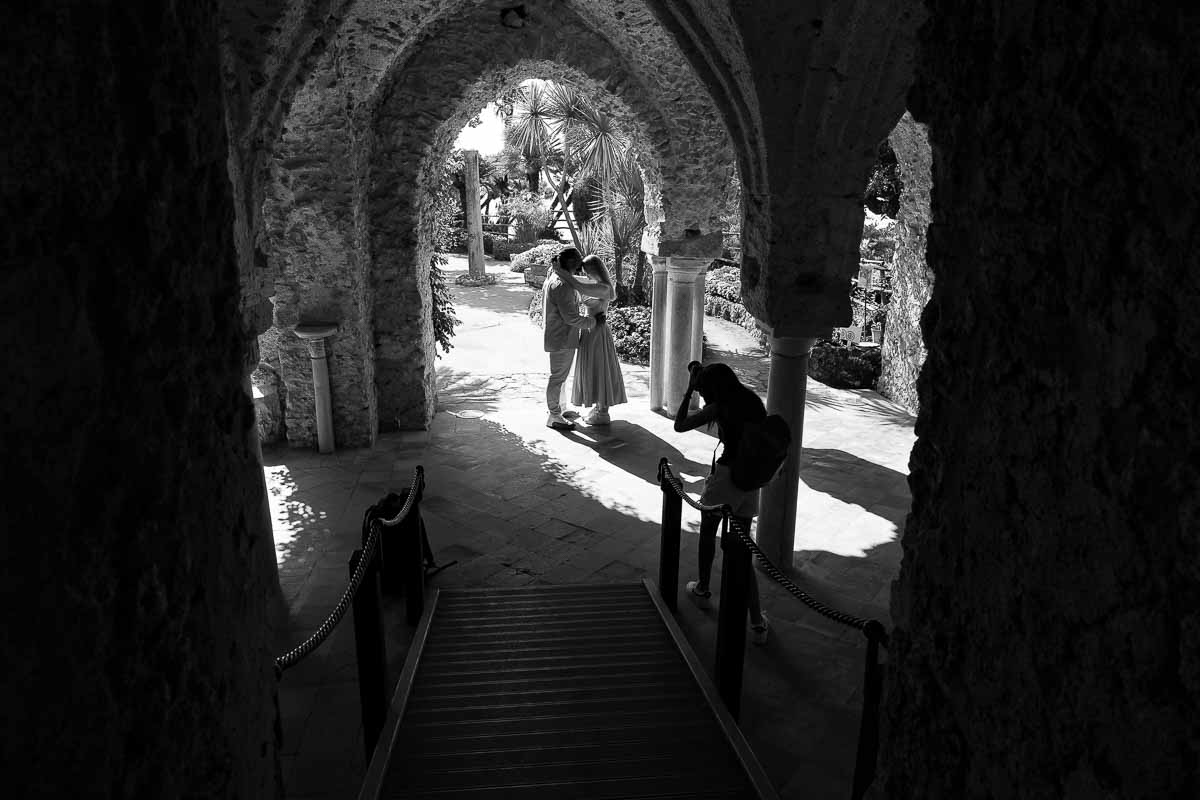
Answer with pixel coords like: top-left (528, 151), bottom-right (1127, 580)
top-left (575, 220), bottom-right (614, 262)
top-left (544, 82), bottom-right (589, 139)
top-left (572, 111), bottom-right (631, 185)
top-left (506, 82), bottom-right (559, 161)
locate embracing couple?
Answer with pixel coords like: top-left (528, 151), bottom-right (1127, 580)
top-left (543, 246), bottom-right (628, 431)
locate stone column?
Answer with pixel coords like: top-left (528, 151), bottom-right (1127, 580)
top-left (663, 258), bottom-right (708, 415)
top-left (690, 263), bottom-right (707, 412)
top-left (691, 263), bottom-right (707, 363)
top-left (293, 323), bottom-right (338, 454)
top-left (464, 150), bottom-right (485, 279)
top-left (649, 255), bottom-right (669, 411)
top-left (756, 334), bottom-right (818, 568)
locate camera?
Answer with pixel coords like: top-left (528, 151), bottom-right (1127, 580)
top-left (687, 360), bottom-right (702, 374)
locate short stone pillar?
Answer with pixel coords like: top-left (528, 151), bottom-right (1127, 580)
top-left (756, 334), bottom-right (818, 568)
top-left (293, 323), bottom-right (338, 454)
top-left (663, 257), bottom-right (709, 414)
top-left (649, 256), bottom-right (669, 411)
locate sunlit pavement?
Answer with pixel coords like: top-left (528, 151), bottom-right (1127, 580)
top-left (267, 255), bottom-right (916, 800)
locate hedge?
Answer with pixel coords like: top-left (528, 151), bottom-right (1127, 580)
top-left (509, 241), bottom-right (564, 273)
top-left (494, 239), bottom-right (537, 262)
top-left (807, 340), bottom-right (881, 389)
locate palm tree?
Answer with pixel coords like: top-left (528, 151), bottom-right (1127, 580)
top-left (501, 80), bottom-right (641, 257)
top-left (588, 159), bottom-right (646, 287)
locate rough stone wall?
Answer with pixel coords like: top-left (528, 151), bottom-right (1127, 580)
top-left (218, 0), bottom-right (350, 338)
top-left (883, 4), bottom-right (1200, 797)
top-left (3, 5), bottom-right (277, 797)
top-left (876, 112), bottom-right (932, 414)
top-left (263, 50), bottom-right (378, 447)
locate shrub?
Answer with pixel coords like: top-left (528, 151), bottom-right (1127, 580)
top-left (454, 273), bottom-right (497, 287)
top-left (705, 264), bottom-right (742, 303)
top-left (528, 292), bottom-right (544, 327)
top-left (807, 340), bottom-right (881, 389)
top-left (482, 233), bottom-right (495, 255)
top-left (430, 254), bottom-right (459, 356)
top-left (494, 239), bottom-right (538, 262)
top-left (510, 242), bottom-right (564, 274)
top-left (607, 305), bottom-right (652, 366)
top-left (500, 192), bottom-right (555, 244)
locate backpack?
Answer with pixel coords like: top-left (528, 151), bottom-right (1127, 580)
top-left (729, 414), bottom-right (792, 491)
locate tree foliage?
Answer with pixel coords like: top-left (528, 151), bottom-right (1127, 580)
top-left (864, 139), bottom-right (901, 218)
top-left (429, 192), bottom-right (461, 356)
top-left (498, 79), bottom-right (644, 267)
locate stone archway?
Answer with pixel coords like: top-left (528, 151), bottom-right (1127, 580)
top-left (261, 0), bottom-right (737, 446)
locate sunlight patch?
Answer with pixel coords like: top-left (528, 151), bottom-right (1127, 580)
top-left (264, 464), bottom-right (330, 563)
top-left (793, 484), bottom-right (899, 557)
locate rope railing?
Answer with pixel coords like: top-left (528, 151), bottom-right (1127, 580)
top-left (273, 466), bottom-right (426, 761)
top-left (273, 524), bottom-right (382, 674)
top-left (657, 457), bottom-right (886, 800)
top-left (729, 518), bottom-right (888, 645)
top-left (273, 466), bottom-right (425, 674)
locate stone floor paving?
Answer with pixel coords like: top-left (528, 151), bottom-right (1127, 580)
top-left (268, 256), bottom-right (915, 800)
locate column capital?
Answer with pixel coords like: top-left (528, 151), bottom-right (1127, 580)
top-left (755, 319), bottom-right (825, 352)
top-left (293, 323), bottom-right (338, 358)
top-left (293, 322), bottom-right (338, 339)
top-left (768, 335), bottom-right (818, 358)
top-left (666, 257), bottom-right (709, 281)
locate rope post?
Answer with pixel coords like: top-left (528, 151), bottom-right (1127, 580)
top-left (349, 548), bottom-right (387, 761)
top-left (715, 514), bottom-right (750, 719)
top-left (658, 458), bottom-right (682, 613)
top-left (851, 620), bottom-right (886, 800)
top-left (400, 493), bottom-right (425, 626)
top-left (377, 507), bottom-right (401, 596)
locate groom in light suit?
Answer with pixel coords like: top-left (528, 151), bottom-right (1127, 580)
top-left (543, 247), bottom-right (595, 430)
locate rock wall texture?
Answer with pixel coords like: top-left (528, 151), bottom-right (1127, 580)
top-left (3, 4), bottom-right (278, 798)
top-left (263, 50), bottom-right (379, 446)
top-left (883, 4), bottom-right (1200, 797)
top-left (876, 112), bottom-right (932, 414)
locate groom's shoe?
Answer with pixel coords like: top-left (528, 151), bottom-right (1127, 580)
top-left (547, 412), bottom-right (575, 430)
top-left (562, 409), bottom-right (581, 420)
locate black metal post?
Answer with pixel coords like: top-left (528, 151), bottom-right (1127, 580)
top-left (399, 495), bottom-right (425, 625)
top-left (715, 516), bottom-right (750, 719)
top-left (350, 549), bottom-right (387, 761)
top-left (850, 620), bottom-right (885, 800)
top-left (658, 460), bottom-right (682, 613)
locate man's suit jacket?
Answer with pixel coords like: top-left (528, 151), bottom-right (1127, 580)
top-left (543, 272), bottom-right (588, 352)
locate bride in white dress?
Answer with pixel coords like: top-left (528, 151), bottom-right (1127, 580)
top-left (552, 255), bottom-right (628, 424)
